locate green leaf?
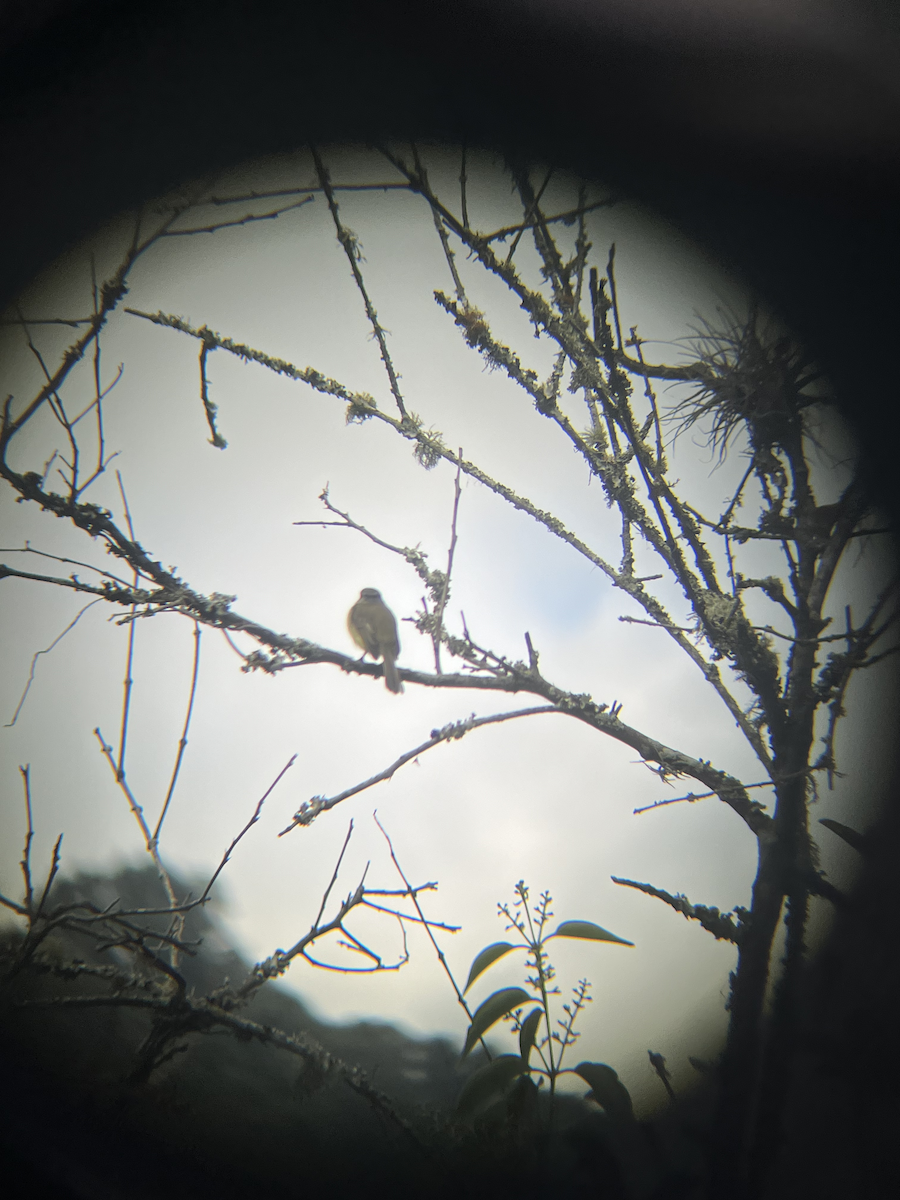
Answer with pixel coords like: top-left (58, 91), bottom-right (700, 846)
top-left (456, 1055), bottom-right (528, 1119)
top-left (548, 920), bottom-right (634, 946)
top-left (506, 1073), bottom-right (540, 1127)
top-left (819, 818), bottom-right (866, 854)
top-left (518, 1007), bottom-right (543, 1065)
top-left (572, 1061), bottom-right (635, 1122)
top-left (463, 942), bottom-right (517, 994)
top-left (462, 987), bottom-right (532, 1057)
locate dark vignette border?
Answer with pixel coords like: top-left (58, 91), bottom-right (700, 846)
top-left (1, 3), bottom-right (898, 1197)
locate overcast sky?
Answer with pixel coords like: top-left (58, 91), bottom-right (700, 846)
top-left (1, 145), bottom-right (895, 1112)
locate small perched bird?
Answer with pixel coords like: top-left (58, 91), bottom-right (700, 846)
top-left (347, 587), bottom-right (403, 694)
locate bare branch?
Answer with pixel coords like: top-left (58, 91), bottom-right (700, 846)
top-left (627, 328), bottom-right (666, 471)
top-left (1, 490), bottom-right (773, 832)
top-left (198, 754), bottom-right (298, 904)
top-left (93, 726), bottom-right (152, 845)
top-left (8, 976), bottom-right (424, 1151)
top-left (125, 307), bottom-right (378, 410)
top-left (19, 767), bottom-right (34, 916)
top-left (36, 835), bottom-right (63, 915)
top-left (310, 146), bottom-right (408, 419)
top-left (310, 821), bottom-right (356, 933)
top-left (0, 316), bottom-right (93, 328)
top-left (411, 146), bottom-right (467, 305)
top-left (93, 727), bottom-right (179, 921)
top-left (482, 196), bottom-right (617, 245)
top-left (606, 244), bottom-right (624, 353)
top-left (459, 145), bottom-right (469, 229)
top-left (152, 622), bottom-right (203, 848)
top-left (502, 164), bottom-right (553, 268)
top-left (0, 541), bottom-right (140, 587)
top-left (0, 210), bottom-right (181, 453)
top-left (633, 778), bottom-right (778, 815)
top-left (433, 453), bottom-right (462, 673)
top-left (160, 195), bottom-right (314, 237)
top-left (89, 264), bottom-right (106, 480)
top-left (115, 470), bottom-right (139, 782)
top-left (5, 600), bottom-right (101, 726)
top-left (280, 706), bottom-right (559, 834)
top-left (198, 337), bottom-right (227, 448)
top-left (374, 814), bottom-right (489, 1058)
top-left (240, 864), bottom-right (409, 986)
top-left (295, 486), bottom-right (438, 591)
top-left (814, 581), bottom-right (900, 785)
top-left (611, 877), bottom-right (746, 944)
top-left (201, 182), bottom-right (410, 206)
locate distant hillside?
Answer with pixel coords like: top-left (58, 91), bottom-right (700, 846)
top-left (0, 862), bottom-right (637, 1200)
top-left (8, 834), bottom-right (892, 1200)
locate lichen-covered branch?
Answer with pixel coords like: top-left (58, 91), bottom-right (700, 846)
top-left (611, 877), bottom-right (748, 944)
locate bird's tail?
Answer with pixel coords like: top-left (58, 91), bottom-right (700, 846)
top-left (382, 652), bottom-right (404, 694)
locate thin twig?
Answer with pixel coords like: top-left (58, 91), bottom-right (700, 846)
top-left (94, 727), bottom-right (178, 915)
top-left (360, 893), bottom-right (456, 931)
top-left (198, 754), bottom-right (298, 903)
top-left (310, 145), bottom-right (408, 419)
top-left (242, 859), bottom-right (413, 982)
top-left (202, 182), bottom-right (409, 207)
top-left (1, 207), bottom-right (183, 453)
top-left (374, 813), bottom-right (492, 1060)
top-left (90, 255), bottom-right (106, 481)
top-left (160, 196), bottom-right (314, 237)
top-left (280, 706), bottom-right (560, 834)
top-left (606, 244), bottom-right (624, 353)
top-left (70, 363), bottom-right (125, 430)
top-left (628, 328), bottom-right (665, 470)
top-left (152, 621), bottom-right (202, 847)
top-left (0, 316), bottom-right (92, 327)
top-left (115, 470), bottom-right (138, 782)
top-left (295, 487), bottom-right (434, 584)
top-left (310, 821), bottom-right (356, 932)
top-left (504, 166), bottom-right (552, 267)
top-left (572, 182), bottom-right (590, 308)
top-left (633, 778), bottom-right (777, 815)
top-left (17, 308), bottom-right (82, 500)
top-left (433, 452), bottom-right (463, 673)
top-left (0, 542), bottom-right (139, 587)
top-left (94, 729), bottom-right (154, 846)
top-left (459, 145), bottom-right (469, 229)
top-left (432, 205), bottom-right (467, 303)
top-left (19, 767), bottom-right (35, 916)
top-left (410, 145), bottom-right (468, 305)
top-left (198, 338), bottom-right (227, 448)
top-left (483, 196), bottom-right (617, 245)
top-left (5, 600), bottom-right (101, 727)
top-left (36, 835), bottom-right (63, 915)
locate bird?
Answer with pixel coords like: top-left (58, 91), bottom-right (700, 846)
top-left (347, 587), bottom-right (404, 694)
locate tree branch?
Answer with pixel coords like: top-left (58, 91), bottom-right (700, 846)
top-left (611, 877), bottom-right (747, 944)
